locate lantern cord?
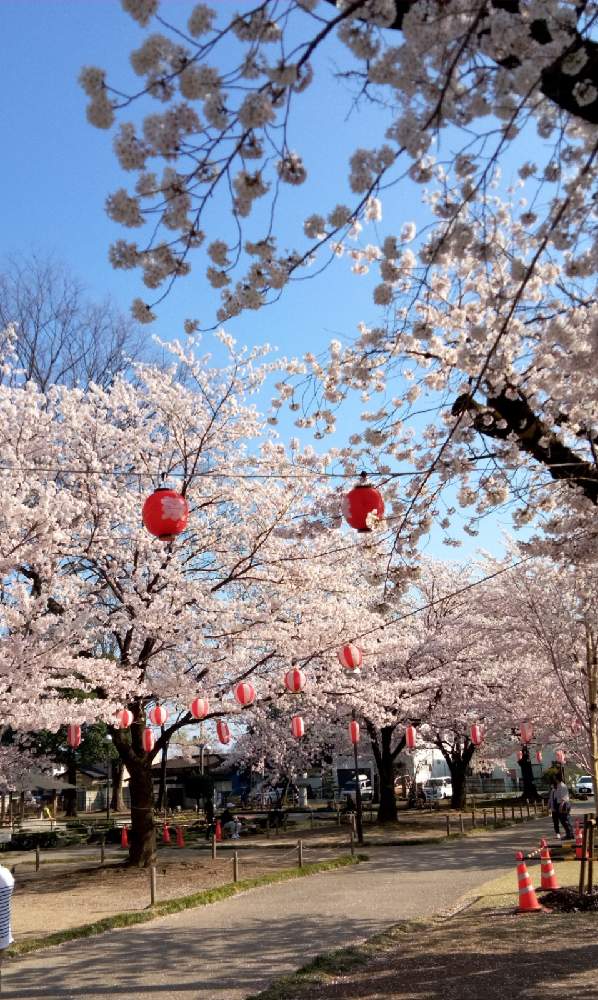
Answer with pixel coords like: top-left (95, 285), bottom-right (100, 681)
top-left (315, 551), bottom-right (538, 653)
top-left (0, 462), bottom-right (589, 483)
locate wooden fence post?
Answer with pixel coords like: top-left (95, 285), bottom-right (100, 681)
top-left (233, 851), bottom-right (239, 883)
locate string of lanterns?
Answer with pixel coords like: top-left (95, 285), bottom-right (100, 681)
top-left (142, 473), bottom-right (385, 541)
top-left (65, 668), bottom-right (561, 768)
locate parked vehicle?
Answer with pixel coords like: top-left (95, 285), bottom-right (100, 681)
top-left (574, 776), bottom-right (593, 799)
top-left (340, 775), bottom-right (373, 802)
top-left (423, 776), bottom-right (453, 801)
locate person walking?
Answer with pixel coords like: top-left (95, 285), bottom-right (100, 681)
top-left (548, 778), bottom-right (560, 837)
top-left (554, 775), bottom-right (573, 839)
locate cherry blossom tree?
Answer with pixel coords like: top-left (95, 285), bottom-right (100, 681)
top-left (485, 556), bottom-right (598, 814)
top-left (81, 1), bottom-right (597, 325)
top-left (80, 2), bottom-right (597, 571)
top-left (0, 331), bottom-right (409, 864)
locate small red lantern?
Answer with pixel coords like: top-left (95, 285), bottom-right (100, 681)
top-left (405, 725), bottom-right (416, 750)
top-left (234, 682), bottom-right (256, 707)
top-left (149, 705), bottom-right (168, 726)
top-left (520, 721), bottom-right (533, 744)
top-left (555, 749), bottom-right (566, 764)
top-left (117, 709), bottom-right (134, 729)
top-left (143, 729), bottom-right (154, 753)
top-left (217, 720), bottom-right (231, 745)
top-left (470, 724), bottom-right (482, 747)
top-left (142, 487), bottom-right (189, 540)
top-left (349, 720), bottom-right (360, 744)
top-left (342, 472), bottom-right (384, 532)
top-left (337, 644), bottom-right (363, 671)
top-left (291, 715), bottom-right (305, 739)
top-left (517, 750), bottom-right (523, 761)
top-left (67, 724), bottom-right (81, 749)
top-left (536, 749), bottom-right (543, 764)
top-left (284, 667), bottom-right (306, 693)
top-left (190, 697), bottom-right (209, 720)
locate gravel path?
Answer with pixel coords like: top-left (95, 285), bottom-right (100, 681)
top-left (0, 818), bottom-right (555, 1000)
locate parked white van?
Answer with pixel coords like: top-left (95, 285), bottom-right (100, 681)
top-left (423, 776), bottom-right (452, 801)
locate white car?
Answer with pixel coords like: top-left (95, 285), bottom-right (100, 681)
top-left (574, 776), bottom-right (593, 799)
top-left (340, 776), bottom-right (373, 802)
top-left (423, 777), bottom-right (453, 801)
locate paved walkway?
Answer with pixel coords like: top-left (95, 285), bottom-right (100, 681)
top-left (0, 818), bottom-right (556, 999)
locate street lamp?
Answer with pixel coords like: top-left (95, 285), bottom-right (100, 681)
top-left (105, 735), bottom-right (112, 823)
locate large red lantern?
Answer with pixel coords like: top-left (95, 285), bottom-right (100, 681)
top-left (536, 749), bottom-right (543, 764)
top-left (143, 729), bottom-right (155, 753)
top-left (117, 709), bottom-right (134, 729)
top-left (291, 715), bottom-right (305, 739)
top-left (234, 682), bottom-right (256, 707)
top-left (337, 644), bottom-right (363, 671)
top-left (470, 724), bottom-right (483, 747)
top-left (149, 705), bottom-right (168, 726)
top-left (67, 724), bottom-right (81, 749)
top-left (217, 720), bottom-right (231, 745)
top-left (520, 721), bottom-right (533, 744)
top-left (142, 487), bottom-right (189, 540)
top-left (190, 697), bottom-right (209, 720)
top-left (555, 749), bottom-right (566, 764)
top-left (342, 472), bottom-right (384, 532)
top-left (405, 725), bottom-right (416, 750)
top-left (349, 720), bottom-right (360, 744)
top-left (284, 667), bottom-right (306, 693)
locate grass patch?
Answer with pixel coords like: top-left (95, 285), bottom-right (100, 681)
top-left (7, 854), bottom-right (364, 959)
top-left (246, 918), bottom-right (432, 1000)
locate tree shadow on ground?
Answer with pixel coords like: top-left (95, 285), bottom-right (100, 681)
top-left (2, 912), bottom-right (390, 998)
top-left (285, 913), bottom-right (598, 999)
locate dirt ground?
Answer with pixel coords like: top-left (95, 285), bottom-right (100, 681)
top-left (265, 911), bottom-right (598, 1000)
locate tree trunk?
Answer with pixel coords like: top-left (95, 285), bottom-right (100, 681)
top-left (64, 751), bottom-right (78, 818)
top-left (110, 759), bottom-right (126, 813)
top-left (376, 727), bottom-right (398, 823)
top-left (127, 759), bottom-right (156, 867)
top-left (518, 746), bottom-right (539, 802)
top-left (449, 765), bottom-right (467, 810)
top-left (435, 735), bottom-right (476, 809)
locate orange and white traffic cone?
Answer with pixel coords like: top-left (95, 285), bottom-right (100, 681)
top-left (215, 819), bottom-right (223, 842)
top-left (515, 852), bottom-right (543, 913)
top-left (162, 823), bottom-right (171, 845)
top-left (176, 826), bottom-right (185, 848)
top-left (121, 825), bottom-right (129, 849)
top-left (539, 839), bottom-right (559, 890)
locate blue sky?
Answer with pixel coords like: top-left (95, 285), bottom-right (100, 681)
top-left (2, 0), bottom-right (527, 559)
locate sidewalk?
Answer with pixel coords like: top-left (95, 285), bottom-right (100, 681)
top-left (1, 818), bottom-right (553, 999)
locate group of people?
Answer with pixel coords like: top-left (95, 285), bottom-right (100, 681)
top-left (548, 775), bottom-right (573, 839)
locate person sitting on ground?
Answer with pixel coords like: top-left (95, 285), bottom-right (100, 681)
top-left (221, 806), bottom-right (242, 840)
